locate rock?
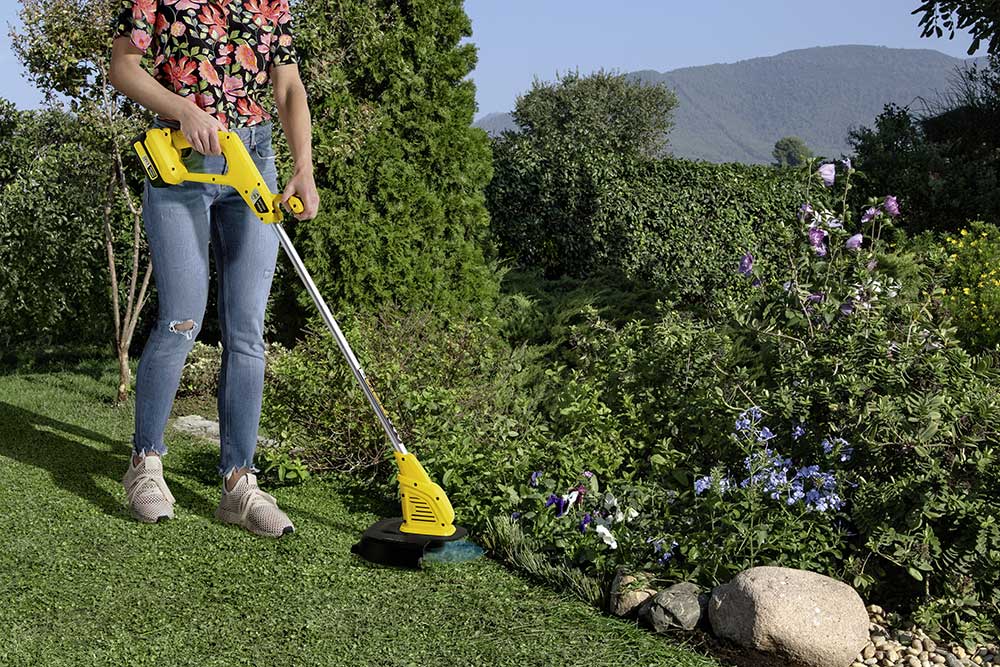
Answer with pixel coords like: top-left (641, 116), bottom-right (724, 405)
top-left (944, 654), bottom-right (963, 667)
top-left (608, 570), bottom-right (655, 618)
top-left (708, 566), bottom-right (870, 667)
top-left (171, 414), bottom-right (275, 448)
top-left (643, 582), bottom-right (707, 632)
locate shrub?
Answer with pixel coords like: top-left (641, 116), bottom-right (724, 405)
top-left (500, 164), bottom-right (1000, 642)
top-left (849, 88), bottom-right (1000, 234)
top-left (0, 104), bottom-right (116, 349)
top-left (267, 0), bottom-right (499, 339)
top-left (488, 147), bottom-right (804, 311)
top-left (177, 342), bottom-right (222, 398)
top-left (937, 221), bottom-right (1000, 350)
top-left (260, 304), bottom-right (555, 518)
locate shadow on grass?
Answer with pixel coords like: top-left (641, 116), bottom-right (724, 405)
top-left (0, 402), bottom-right (215, 521)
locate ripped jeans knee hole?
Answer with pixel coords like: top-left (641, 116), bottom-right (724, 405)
top-left (168, 319), bottom-right (197, 341)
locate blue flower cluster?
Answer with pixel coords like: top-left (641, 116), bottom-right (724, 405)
top-left (821, 437), bottom-right (854, 463)
top-left (693, 407), bottom-right (848, 514)
top-left (647, 537), bottom-right (679, 565)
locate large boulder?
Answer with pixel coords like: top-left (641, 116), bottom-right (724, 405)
top-left (708, 566), bottom-right (869, 667)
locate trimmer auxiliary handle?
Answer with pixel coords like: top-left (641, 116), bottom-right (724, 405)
top-left (132, 127), bottom-right (304, 224)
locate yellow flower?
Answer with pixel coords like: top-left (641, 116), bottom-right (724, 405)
top-left (964, 287), bottom-right (971, 295)
top-left (962, 229), bottom-right (969, 236)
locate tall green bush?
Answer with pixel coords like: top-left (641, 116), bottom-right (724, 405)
top-left (489, 146), bottom-right (804, 310)
top-left (0, 103), bottom-right (115, 349)
top-left (269, 0), bottom-right (498, 337)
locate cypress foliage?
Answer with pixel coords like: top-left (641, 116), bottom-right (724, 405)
top-left (271, 0), bottom-right (498, 338)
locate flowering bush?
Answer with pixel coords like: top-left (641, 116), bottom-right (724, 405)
top-left (938, 221), bottom-right (1000, 350)
top-left (497, 161), bottom-right (1000, 643)
top-left (507, 406), bottom-right (855, 586)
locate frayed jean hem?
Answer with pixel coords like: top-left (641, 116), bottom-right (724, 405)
top-left (132, 436), bottom-right (168, 458)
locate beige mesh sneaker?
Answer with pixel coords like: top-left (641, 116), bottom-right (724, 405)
top-left (122, 454), bottom-right (175, 523)
top-left (214, 473), bottom-right (294, 538)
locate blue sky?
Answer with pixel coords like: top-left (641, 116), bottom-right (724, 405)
top-left (1, 0), bottom-right (985, 116)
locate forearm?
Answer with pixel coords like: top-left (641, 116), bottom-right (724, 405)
top-left (109, 59), bottom-right (200, 125)
top-left (275, 81), bottom-right (313, 174)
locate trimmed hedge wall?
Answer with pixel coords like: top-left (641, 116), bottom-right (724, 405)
top-left (487, 135), bottom-right (804, 309)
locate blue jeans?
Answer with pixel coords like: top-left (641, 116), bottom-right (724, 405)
top-left (132, 119), bottom-right (280, 477)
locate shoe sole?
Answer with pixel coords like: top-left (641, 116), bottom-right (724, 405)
top-left (214, 507), bottom-right (294, 538)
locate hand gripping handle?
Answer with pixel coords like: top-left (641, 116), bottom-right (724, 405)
top-left (169, 129), bottom-right (305, 219)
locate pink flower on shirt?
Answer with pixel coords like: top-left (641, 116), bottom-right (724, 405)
top-left (236, 43), bottom-right (259, 73)
top-left (222, 75), bottom-right (247, 101)
top-left (130, 29), bottom-right (152, 51)
top-left (163, 0), bottom-right (208, 11)
top-left (132, 0), bottom-right (156, 24)
top-left (198, 59), bottom-right (221, 86)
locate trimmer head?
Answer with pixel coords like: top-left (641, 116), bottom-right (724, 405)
top-left (351, 517), bottom-right (469, 569)
top-left (351, 452), bottom-right (478, 568)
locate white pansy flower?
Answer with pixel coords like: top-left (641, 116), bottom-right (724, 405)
top-left (595, 524), bottom-right (618, 549)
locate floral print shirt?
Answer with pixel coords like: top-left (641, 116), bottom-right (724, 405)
top-left (113, 0), bottom-right (298, 128)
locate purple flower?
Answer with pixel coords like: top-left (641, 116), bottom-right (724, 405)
top-left (545, 494), bottom-right (569, 516)
top-left (751, 277), bottom-right (762, 287)
top-left (845, 233), bottom-right (863, 251)
top-left (884, 195), bottom-right (900, 217)
top-left (826, 218), bottom-right (844, 229)
top-left (861, 206), bottom-right (881, 223)
top-left (555, 498), bottom-right (569, 517)
top-left (866, 258), bottom-right (878, 272)
top-left (840, 299), bottom-right (855, 316)
top-left (799, 203), bottom-right (814, 221)
top-left (792, 424), bottom-right (806, 440)
top-left (511, 511), bottom-right (522, 521)
top-left (530, 471), bottom-right (542, 487)
top-left (694, 476), bottom-right (713, 496)
top-left (758, 427), bottom-right (776, 442)
top-left (818, 163), bottom-right (836, 187)
top-left (583, 470), bottom-right (593, 479)
top-left (808, 226), bottom-right (828, 256)
top-left (806, 292), bottom-right (825, 304)
top-left (739, 252), bottom-right (754, 276)
top-left (579, 512), bottom-right (593, 533)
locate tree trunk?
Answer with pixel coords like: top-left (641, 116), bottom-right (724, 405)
top-left (117, 344), bottom-right (131, 404)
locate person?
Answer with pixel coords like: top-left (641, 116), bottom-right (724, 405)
top-left (108, 0), bottom-right (320, 538)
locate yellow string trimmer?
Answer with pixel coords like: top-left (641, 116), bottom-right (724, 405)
top-left (133, 127), bottom-right (477, 567)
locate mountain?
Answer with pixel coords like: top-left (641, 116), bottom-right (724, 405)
top-left (474, 45), bottom-right (983, 164)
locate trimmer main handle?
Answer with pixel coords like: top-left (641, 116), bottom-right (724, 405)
top-left (132, 128), bottom-right (303, 223)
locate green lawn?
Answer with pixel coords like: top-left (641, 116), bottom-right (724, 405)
top-left (0, 360), bottom-right (720, 667)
